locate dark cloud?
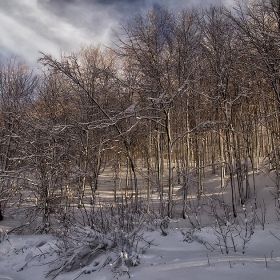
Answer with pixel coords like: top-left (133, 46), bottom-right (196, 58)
top-left (40, 0), bottom-right (149, 21)
top-left (95, 0), bottom-right (141, 4)
top-left (0, 0), bottom-right (234, 66)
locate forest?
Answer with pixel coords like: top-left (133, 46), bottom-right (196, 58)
top-left (1, 0), bottom-right (280, 278)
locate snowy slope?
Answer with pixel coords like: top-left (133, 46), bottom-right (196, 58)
top-left (1, 172), bottom-right (280, 280)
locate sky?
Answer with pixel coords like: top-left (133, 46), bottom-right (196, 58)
top-left (0, 0), bottom-right (235, 67)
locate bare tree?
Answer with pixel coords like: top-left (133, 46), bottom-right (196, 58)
top-left (39, 45), bottom-right (141, 210)
top-left (0, 58), bottom-right (38, 220)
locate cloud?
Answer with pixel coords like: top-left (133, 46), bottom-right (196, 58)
top-left (0, 0), bottom-right (235, 66)
top-left (0, 0), bottom-right (115, 65)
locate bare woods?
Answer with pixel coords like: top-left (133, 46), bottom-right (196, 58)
top-left (1, 0), bottom-right (280, 232)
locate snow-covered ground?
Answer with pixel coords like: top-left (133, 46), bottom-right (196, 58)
top-left (1, 170), bottom-right (280, 280)
top-left (0, 223), bottom-right (280, 280)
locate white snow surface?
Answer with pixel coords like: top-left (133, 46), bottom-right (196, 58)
top-left (1, 171), bottom-right (280, 280)
top-left (0, 224), bottom-right (280, 280)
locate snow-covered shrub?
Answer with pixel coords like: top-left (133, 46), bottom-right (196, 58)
top-left (46, 204), bottom-right (154, 279)
top-left (150, 215), bottom-right (170, 236)
top-left (0, 229), bottom-right (8, 244)
top-left (180, 229), bottom-right (194, 243)
top-left (207, 196), bottom-right (257, 254)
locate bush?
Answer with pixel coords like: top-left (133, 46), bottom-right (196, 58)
top-left (46, 204), bottom-right (154, 279)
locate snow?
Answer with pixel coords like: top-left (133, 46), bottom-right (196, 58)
top-left (1, 172), bottom-right (280, 280)
top-left (1, 224), bottom-right (280, 280)
top-left (123, 103), bottom-right (138, 114)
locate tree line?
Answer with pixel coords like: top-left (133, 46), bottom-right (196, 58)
top-left (0, 0), bottom-right (280, 231)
